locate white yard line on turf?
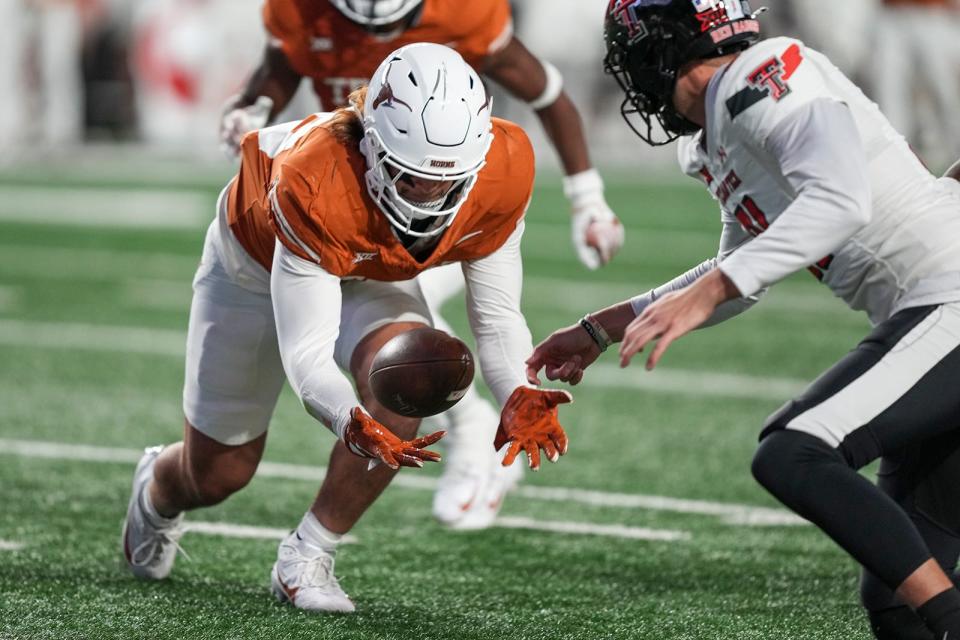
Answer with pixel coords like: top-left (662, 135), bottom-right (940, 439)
top-left (0, 186), bottom-right (211, 228)
top-left (586, 364), bottom-right (806, 400)
top-left (0, 185), bottom-right (695, 236)
top-left (185, 521), bottom-right (358, 545)
top-left (0, 540), bottom-right (25, 551)
top-left (523, 277), bottom-right (850, 317)
top-left (0, 319), bottom-right (186, 357)
top-left (0, 286), bottom-right (19, 313)
top-left (115, 274), bottom-right (847, 318)
top-left (0, 438), bottom-right (806, 527)
top-left (0, 244), bottom-right (851, 318)
top-left (0, 246), bottom-right (198, 282)
top-left (495, 517), bottom-right (689, 541)
top-left (185, 519), bottom-right (687, 543)
top-left (0, 319), bottom-right (809, 398)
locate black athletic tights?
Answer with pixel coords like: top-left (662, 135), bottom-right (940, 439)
top-left (751, 305), bottom-right (960, 639)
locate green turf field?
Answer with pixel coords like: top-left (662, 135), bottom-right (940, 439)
top-left (0, 164), bottom-right (875, 639)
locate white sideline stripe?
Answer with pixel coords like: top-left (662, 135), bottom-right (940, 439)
top-left (0, 319), bottom-right (185, 357)
top-left (116, 274), bottom-right (848, 318)
top-left (0, 246), bottom-right (198, 282)
top-left (512, 485), bottom-right (804, 526)
top-left (0, 438), bottom-right (806, 527)
top-left (0, 540), bottom-right (24, 551)
top-left (587, 364), bottom-right (806, 400)
top-left (185, 521), bottom-right (358, 545)
top-left (495, 516), bottom-right (690, 541)
top-left (523, 277), bottom-right (850, 317)
top-left (0, 187), bottom-right (211, 228)
top-left (0, 244), bottom-right (850, 317)
top-left (185, 519), bottom-right (685, 543)
top-left (0, 319), bottom-right (809, 399)
top-left (0, 286), bottom-right (19, 313)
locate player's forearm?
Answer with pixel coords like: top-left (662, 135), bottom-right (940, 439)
top-left (466, 277), bottom-right (535, 405)
top-left (271, 242), bottom-right (360, 439)
top-left (463, 224), bottom-right (533, 405)
top-left (298, 369), bottom-right (362, 440)
top-left (474, 318), bottom-right (535, 406)
top-left (584, 301), bottom-right (637, 343)
top-left (533, 93), bottom-right (592, 176)
top-left (281, 331), bottom-right (360, 439)
top-left (482, 38), bottom-right (592, 176)
top-left (237, 46), bottom-right (302, 120)
top-left (622, 258), bottom-right (759, 328)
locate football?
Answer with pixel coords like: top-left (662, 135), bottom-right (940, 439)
top-left (368, 327), bottom-right (475, 418)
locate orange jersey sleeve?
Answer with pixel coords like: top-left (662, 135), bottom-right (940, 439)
top-left (260, 0), bottom-right (513, 110)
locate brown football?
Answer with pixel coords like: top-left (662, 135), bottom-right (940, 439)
top-left (368, 327), bottom-right (475, 418)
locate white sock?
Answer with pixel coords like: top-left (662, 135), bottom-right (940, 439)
top-left (140, 482), bottom-right (179, 525)
top-left (296, 511), bottom-right (342, 553)
top-left (443, 385), bottom-right (499, 450)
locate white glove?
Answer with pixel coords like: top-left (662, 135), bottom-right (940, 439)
top-left (564, 169), bottom-right (625, 270)
top-left (219, 95), bottom-right (274, 160)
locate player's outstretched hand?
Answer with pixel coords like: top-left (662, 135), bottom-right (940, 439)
top-left (494, 387), bottom-right (572, 471)
top-left (343, 407), bottom-right (444, 471)
top-left (219, 95), bottom-right (274, 160)
top-left (620, 269), bottom-right (735, 370)
top-left (526, 324), bottom-right (601, 386)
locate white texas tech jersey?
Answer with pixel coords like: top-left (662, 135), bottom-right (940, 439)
top-left (679, 37), bottom-right (960, 324)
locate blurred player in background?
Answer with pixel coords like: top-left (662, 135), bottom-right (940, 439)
top-left (217, 0), bottom-right (622, 529)
top-left (528, 1), bottom-right (960, 638)
top-left (122, 43), bottom-right (570, 613)
top-left (872, 0), bottom-right (960, 168)
top-left (0, 0), bottom-right (87, 154)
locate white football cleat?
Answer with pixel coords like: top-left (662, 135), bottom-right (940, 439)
top-left (432, 448), bottom-right (490, 527)
top-left (271, 530), bottom-right (355, 613)
top-left (433, 443), bottom-right (524, 530)
top-left (454, 452), bottom-right (524, 531)
top-left (431, 389), bottom-right (524, 530)
top-left (121, 446), bottom-right (186, 580)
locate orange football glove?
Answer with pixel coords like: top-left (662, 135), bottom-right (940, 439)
top-left (494, 387), bottom-right (572, 471)
top-left (343, 408), bottom-right (445, 470)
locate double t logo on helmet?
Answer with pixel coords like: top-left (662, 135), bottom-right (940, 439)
top-left (603, 0), bottom-right (763, 145)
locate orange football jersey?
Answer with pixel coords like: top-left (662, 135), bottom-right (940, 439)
top-left (226, 114), bottom-right (534, 281)
top-left (263, 0), bottom-right (513, 109)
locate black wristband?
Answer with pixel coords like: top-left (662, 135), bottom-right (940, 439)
top-left (579, 316), bottom-right (609, 352)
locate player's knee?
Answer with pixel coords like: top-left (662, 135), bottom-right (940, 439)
top-left (186, 456), bottom-right (257, 507)
top-left (751, 430), bottom-right (837, 503)
top-left (751, 430), bottom-right (799, 496)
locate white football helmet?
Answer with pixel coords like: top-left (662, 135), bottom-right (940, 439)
top-left (361, 43), bottom-right (494, 238)
top-left (330, 0), bottom-right (423, 27)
